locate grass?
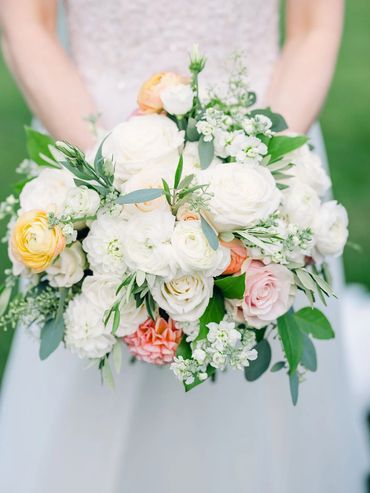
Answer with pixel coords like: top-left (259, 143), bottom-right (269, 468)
top-left (0, 0), bottom-right (370, 382)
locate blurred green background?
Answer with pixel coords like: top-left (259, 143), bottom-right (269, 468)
top-left (0, 0), bottom-right (370, 382)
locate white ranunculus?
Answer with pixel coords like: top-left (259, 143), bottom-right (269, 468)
top-left (160, 83), bottom-right (194, 115)
top-left (171, 220), bottom-right (230, 276)
top-left (63, 186), bottom-right (100, 219)
top-left (314, 201), bottom-right (349, 257)
top-left (282, 182), bottom-right (321, 229)
top-left (82, 275), bottom-right (148, 336)
top-left (46, 242), bottom-right (86, 288)
top-left (199, 163), bottom-right (281, 232)
top-left (151, 274), bottom-right (213, 322)
top-left (122, 209), bottom-right (176, 278)
top-left (102, 114), bottom-right (184, 186)
top-left (64, 293), bottom-right (115, 359)
top-left (83, 215), bottom-right (127, 275)
top-left (286, 144), bottom-right (331, 197)
top-left (19, 168), bottom-right (75, 214)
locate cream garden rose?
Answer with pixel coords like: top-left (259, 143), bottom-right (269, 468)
top-left (282, 182), bottom-right (320, 229)
top-left (19, 168), bottom-right (75, 214)
top-left (200, 163), bottom-right (281, 231)
top-left (171, 220), bottom-right (230, 276)
top-left (314, 201), bottom-right (349, 257)
top-left (46, 241), bottom-right (86, 288)
top-left (63, 185), bottom-right (100, 219)
top-left (151, 273), bottom-right (213, 322)
top-left (228, 259), bottom-right (296, 329)
top-left (102, 114), bottom-right (184, 186)
top-left (160, 83), bottom-right (194, 116)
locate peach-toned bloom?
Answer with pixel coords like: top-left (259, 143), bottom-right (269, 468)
top-left (124, 317), bottom-right (182, 365)
top-left (227, 259), bottom-right (295, 328)
top-left (221, 239), bottom-right (248, 275)
top-left (11, 210), bottom-right (65, 273)
top-left (176, 203), bottom-right (200, 222)
top-left (137, 72), bottom-right (188, 113)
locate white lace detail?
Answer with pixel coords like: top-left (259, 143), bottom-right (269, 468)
top-left (64, 0), bottom-right (280, 127)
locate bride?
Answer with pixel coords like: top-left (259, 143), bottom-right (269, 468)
top-left (0, 1), bottom-right (368, 492)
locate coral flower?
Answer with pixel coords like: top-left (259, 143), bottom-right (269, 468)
top-left (124, 317), bottom-right (182, 365)
top-left (11, 210), bottom-right (65, 273)
top-left (221, 239), bottom-right (248, 275)
top-left (137, 72), bottom-right (188, 113)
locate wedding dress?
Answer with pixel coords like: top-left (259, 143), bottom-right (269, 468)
top-left (0, 1), bottom-right (368, 492)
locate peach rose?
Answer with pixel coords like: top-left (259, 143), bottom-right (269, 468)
top-left (11, 210), bottom-right (65, 273)
top-left (221, 239), bottom-right (248, 275)
top-left (176, 203), bottom-right (200, 222)
top-left (137, 72), bottom-right (188, 113)
top-left (228, 259), bottom-right (295, 328)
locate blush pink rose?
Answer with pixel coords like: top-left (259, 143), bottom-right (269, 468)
top-left (221, 239), bottom-right (248, 275)
top-left (124, 317), bottom-right (182, 365)
top-left (228, 259), bottom-right (295, 328)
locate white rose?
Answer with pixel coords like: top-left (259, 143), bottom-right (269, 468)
top-left (102, 114), bottom-right (184, 186)
top-left (282, 182), bottom-right (321, 229)
top-left (199, 163), bottom-right (281, 232)
top-left (287, 144), bottom-right (331, 197)
top-left (63, 186), bottom-right (100, 219)
top-left (82, 275), bottom-right (147, 336)
top-left (83, 215), bottom-right (127, 275)
top-left (171, 220), bottom-right (230, 276)
top-left (160, 83), bottom-right (194, 115)
top-left (19, 168), bottom-right (75, 214)
top-left (46, 242), bottom-right (86, 288)
top-left (122, 209), bottom-right (177, 278)
top-left (64, 293), bottom-right (115, 359)
top-left (314, 201), bottom-right (349, 257)
top-left (151, 274), bottom-right (213, 322)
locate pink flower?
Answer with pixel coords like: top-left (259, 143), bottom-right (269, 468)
top-left (221, 239), bottom-right (248, 275)
top-left (124, 317), bottom-right (182, 365)
top-left (228, 259), bottom-right (295, 328)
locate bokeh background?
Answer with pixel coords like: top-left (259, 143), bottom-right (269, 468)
top-left (0, 0), bottom-right (370, 383)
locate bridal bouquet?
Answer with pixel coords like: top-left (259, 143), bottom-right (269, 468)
top-left (0, 48), bottom-right (348, 403)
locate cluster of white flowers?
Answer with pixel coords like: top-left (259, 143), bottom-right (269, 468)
top-left (171, 319), bottom-right (258, 384)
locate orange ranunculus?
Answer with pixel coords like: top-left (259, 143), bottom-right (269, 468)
top-left (221, 239), bottom-right (248, 275)
top-left (137, 72), bottom-right (188, 113)
top-left (11, 210), bottom-right (66, 273)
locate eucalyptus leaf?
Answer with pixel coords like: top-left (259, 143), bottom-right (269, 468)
top-left (270, 361), bottom-right (286, 372)
top-left (295, 307), bottom-right (335, 340)
top-left (289, 371), bottom-right (299, 406)
top-left (277, 312), bottom-right (303, 373)
top-left (39, 288), bottom-right (67, 360)
top-left (198, 136), bottom-right (214, 169)
top-left (112, 342), bottom-right (123, 374)
top-left (102, 360), bottom-right (115, 390)
top-left (244, 339), bottom-right (271, 381)
top-left (116, 188), bottom-right (164, 204)
top-left (300, 333), bottom-right (317, 371)
top-left (178, 173), bottom-right (195, 190)
top-left (200, 215), bottom-right (219, 251)
top-left (186, 118), bottom-right (200, 142)
top-left (214, 273), bottom-right (246, 299)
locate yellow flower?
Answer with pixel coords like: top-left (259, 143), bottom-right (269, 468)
top-left (11, 210), bottom-right (66, 273)
top-left (137, 72), bottom-right (188, 113)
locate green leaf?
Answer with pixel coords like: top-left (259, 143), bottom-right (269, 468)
top-left (277, 312), bottom-right (304, 373)
top-left (184, 365), bottom-right (216, 392)
top-left (176, 336), bottom-right (192, 359)
top-left (271, 361), bottom-right (286, 372)
top-left (116, 188), bottom-right (164, 204)
top-left (39, 288), bottom-right (67, 360)
top-left (0, 285), bottom-right (13, 317)
top-left (25, 127), bottom-right (58, 167)
top-left (174, 154), bottom-right (184, 189)
top-left (244, 339), bottom-right (271, 381)
top-left (144, 292), bottom-right (157, 321)
top-left (94, 133), bottom-right (110, 180)
top-left (102, 360), bottom-right (115, 390)
top-left (295, 307), bottom-right (335, 340)
top-left (200, 215), bottom-right (219, 251)
top-left (295, 269), bottom-right (317, 292)
top-left (310, 272), bottom-right (336, 297)
top-left (268, 135), bottom-right (308, 163)
top-left (300, 332), bottom-right (317, 371)
top-left (214, 273), bottom-right (245, 299)
top-left (112, 305), bottom-right (121, 334)
top-left (161, 178), bottom-right (172, 206)
top-left (196, 287), bottom-right (225, 341)
top-left (112, 342), bottom-right (122, 374)
top-left (186, 117), bottom-right (200, 142)
top-left (289, 371), bottom-right (299, 406)
top-left (249, 108), bottom-right (288, 132)
top-left (178, 173), bottom-right (195, 190)
top-left (198, 136), bottom-right (214, 169)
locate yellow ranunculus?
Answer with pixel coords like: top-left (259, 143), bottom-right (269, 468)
top-left (11, 210), bottom-right (66, 273)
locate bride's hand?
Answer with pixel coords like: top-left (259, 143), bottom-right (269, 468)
top-left (0, 0), bottom-right (98, 149)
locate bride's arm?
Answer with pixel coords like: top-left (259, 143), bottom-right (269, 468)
top-left (0, 0), bottom-right (97, 149)
top-left (265, 0), bottom-right (344, 133)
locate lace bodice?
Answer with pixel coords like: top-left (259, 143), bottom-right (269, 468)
top-left (64, 0), bottom-right (280, 127)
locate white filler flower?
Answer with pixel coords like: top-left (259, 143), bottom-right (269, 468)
top-left (46, 241), bottom-right (86, 288)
